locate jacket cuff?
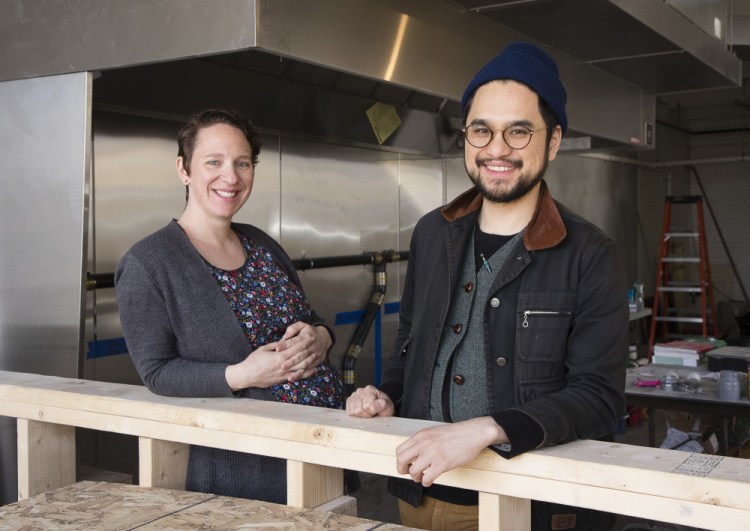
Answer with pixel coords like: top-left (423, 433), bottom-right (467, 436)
top-left (490, 409), bottom-right (544, 459)
top-left (379, 381), bottom-right (403, 410)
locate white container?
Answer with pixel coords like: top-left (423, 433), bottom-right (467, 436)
top-left (718, 370), bottom-right (741, 402)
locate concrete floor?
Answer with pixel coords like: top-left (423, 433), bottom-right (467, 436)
top-left (350, 409), bottom-right (711, 530)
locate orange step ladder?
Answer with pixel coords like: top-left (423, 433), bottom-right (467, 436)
top-left (648, 195), bottom-right (719, 360)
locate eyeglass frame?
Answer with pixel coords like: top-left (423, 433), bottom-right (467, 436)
top-left (461, 123), bottom-right (547, 150)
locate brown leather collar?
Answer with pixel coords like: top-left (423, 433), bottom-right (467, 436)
top-left (441, 180), bottom-right (566, 251)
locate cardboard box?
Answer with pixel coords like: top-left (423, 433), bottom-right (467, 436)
top-left (661, 412), bottom-right (719, 454)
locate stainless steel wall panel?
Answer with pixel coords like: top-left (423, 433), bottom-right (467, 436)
top-left (446, 156), bottom-right (471, 203)
top-left (398, 157), bottom-right (446, 251)
top-left (545, 154), bottom-right (639, 285)
top-left (279, 139), bottom-right (399, 256)
top-left (91, 113), bottom-right (185, 274)
top-left (278, 139), bottom-right (401, 385)
top-left (0, 71), bottom-right (92, 504)
top-left (0, 72), bottom-right (91, 376)
top-left (85, 112), bottom-right (182, 385)
top-left (240, 135), bottom-right (283, 240)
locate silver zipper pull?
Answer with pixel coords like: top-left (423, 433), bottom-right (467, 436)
top-left (523, 311), bottom-right (529, 328)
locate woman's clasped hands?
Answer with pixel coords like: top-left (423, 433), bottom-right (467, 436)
top-left (225, 322), bottom-right (331, 392)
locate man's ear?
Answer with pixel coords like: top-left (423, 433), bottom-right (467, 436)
top-left (547, 125), bottom-right (563, 162)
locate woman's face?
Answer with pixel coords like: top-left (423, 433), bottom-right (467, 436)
top-left (177, 123), bottom-right (255, 222)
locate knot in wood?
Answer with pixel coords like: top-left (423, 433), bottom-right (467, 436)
top-left (312, 426), bottom-right (330, 441)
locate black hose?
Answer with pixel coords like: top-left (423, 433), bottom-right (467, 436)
top-left (342, 255), bottom-right (387, 394)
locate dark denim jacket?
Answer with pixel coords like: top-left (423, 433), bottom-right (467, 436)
top-left (381, 181), bottom-right (627, 530)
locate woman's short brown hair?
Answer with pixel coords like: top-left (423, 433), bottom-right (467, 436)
top-left (177, 109), bottom-right (262, 174)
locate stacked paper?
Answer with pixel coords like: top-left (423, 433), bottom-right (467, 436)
top-left (652, 339), bottom-right (717, 367)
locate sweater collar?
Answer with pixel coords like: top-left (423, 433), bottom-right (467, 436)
top-left (440, 180), bottom-right (566, 251)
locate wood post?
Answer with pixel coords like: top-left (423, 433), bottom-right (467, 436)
top-left (479, 492), bottom-right (531, 530)
top-left (16, 419), bottom-right (75, 500)
top-left (138, 437), bottom-right (189, 490)
top-left (286, 460), bottom-right (343, 508)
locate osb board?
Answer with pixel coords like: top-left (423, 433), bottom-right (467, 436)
top-left (0, 481), bottom-right (415, 530)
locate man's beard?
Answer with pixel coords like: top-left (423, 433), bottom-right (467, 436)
top-left (466, 155), bottom-right (548, 204)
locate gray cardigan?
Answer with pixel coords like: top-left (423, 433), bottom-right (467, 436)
top-left (115, 219), bottom-right (330, 502)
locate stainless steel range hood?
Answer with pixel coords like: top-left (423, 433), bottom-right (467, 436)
top-left (0, 0), bottom-right (742, 152)
top-left (451, 0), bottom-right (742, 94)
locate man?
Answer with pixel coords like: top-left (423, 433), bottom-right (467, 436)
top-left (346, 42), bottom-right (627, 530)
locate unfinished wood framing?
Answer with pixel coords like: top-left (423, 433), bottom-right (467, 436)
top-left (1, 370), bottom-right (749, 530)
top-left (138, 437), bottom-right (189, 490)
top-left (16, 418), bottom-right (75, 500)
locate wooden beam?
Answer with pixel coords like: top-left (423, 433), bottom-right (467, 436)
top-left (2, 370), bottom-right (750, 530)
top-left (16, 419), bottom-right (75, 500)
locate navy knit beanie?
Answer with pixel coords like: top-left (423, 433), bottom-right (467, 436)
top-left (461, 42), bottom-right (568, 135)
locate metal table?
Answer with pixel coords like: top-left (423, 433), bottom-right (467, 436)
top-left (625, 364), bottom-right (750, 455)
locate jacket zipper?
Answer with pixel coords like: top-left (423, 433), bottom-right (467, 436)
top-left (522, 310), bottom-right (572, 328)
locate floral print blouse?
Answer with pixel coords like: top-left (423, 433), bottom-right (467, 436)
top-left (207, 231), bottom-right (343, 409)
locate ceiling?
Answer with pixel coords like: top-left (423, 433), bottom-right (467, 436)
top-left (450, 0), bottom-right (750, 135)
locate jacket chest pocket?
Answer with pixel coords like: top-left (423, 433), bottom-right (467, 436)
top-left (516, 292), bottom-right (575, 362)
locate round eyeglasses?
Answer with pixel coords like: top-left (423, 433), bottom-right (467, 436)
top-left (462, 124), bottom-right (545, 150)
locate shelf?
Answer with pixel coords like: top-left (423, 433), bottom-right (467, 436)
top-left (629, 308), bottom-right (652, 322)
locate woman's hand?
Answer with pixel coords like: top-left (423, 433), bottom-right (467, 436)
top-left (224, 323), bottom-right (332, 391)
top-left (277, 322), bottom-right (332, 382)
top-left (225, 342), bottom-right (290, 391)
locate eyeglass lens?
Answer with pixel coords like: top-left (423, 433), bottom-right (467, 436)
top-left (464, 125), bottom-right (533, 149)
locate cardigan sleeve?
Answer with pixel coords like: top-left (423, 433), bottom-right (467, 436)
top-left (115, 251), bottom-right (236, 398)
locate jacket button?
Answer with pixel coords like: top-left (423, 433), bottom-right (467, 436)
top-left (453, 323), bottom-right (463, 334)
top-left (490, 297), bottom-right (500, 308)
top-left (464, 282), bottom-right (474, 293)
top-left (496, 357), bottom-right (507, 367)
top-left (453, 374), bottom-right (465, 385)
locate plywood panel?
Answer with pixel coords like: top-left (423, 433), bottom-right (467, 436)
top-left (0, 481), bottom-right (415, 530)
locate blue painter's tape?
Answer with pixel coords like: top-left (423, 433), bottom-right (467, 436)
top-left (87, 337), bottom-right (129, 359)
top-left (334, 310), bottom-right (365, 326)
top-left (384, 301), bottom-right (400, 315)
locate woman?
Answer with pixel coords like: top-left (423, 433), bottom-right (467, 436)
top-left (115, 108), bottom-right (344, 503)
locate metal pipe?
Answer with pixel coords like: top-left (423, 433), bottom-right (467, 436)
top-left (86, 273), bottom-right (115, 290)
top-left (292, 253), bottom-right (376, 271)
top-left (86, 251), bottom-right (408, 290)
